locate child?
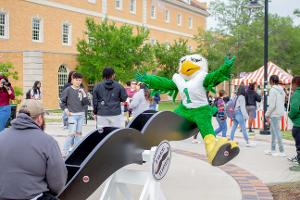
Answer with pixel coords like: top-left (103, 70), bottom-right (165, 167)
top-left (288, 76), bottom-right (300, 170)
top-left (215, 90), bottom-right (227, 137)
top-left (60, 72), bottom-right (89, 156)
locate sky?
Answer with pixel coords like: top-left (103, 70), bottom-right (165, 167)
top-left (203, 0), bottom-right (300, 29)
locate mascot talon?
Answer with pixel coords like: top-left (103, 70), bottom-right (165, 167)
top-left (204, 135), bottom-right (240, 166)
top-left (137, 54), bottom-right (240, 166)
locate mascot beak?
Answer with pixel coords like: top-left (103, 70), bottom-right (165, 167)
top-left (180, 60), bottom-right (201, 76)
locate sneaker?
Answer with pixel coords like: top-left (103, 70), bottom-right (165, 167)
top-left (264, 150), bottom-right (276, 155)
top-left (271, 152), bottom-right (279, 157)
top-left (62, 151), bottom-right (69, 158)
top-left (246, 142), bottom-right (256, 147)
top-left (192, 139), bottom-right (198, 144)
top-left (288, 156), bottom-right (298, 162)
top-left (289, 165), bottom-right (300, 171)
top-left (278, 152), bottom-right (286, 157)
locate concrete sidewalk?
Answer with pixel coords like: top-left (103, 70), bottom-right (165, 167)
top-left (45, 120), bottom-right (300, 200)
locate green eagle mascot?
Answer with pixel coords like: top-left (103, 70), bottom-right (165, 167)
top-left (137, 54), bottom-right (239, 166)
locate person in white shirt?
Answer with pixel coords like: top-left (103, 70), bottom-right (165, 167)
top-left (230, 85), bottom-right (254, 146)
top-left (30, 81), bottom-right (42, 100)
top-left (129, 83), bottom-right (151, 118)
top-left (265, 75), bottom-right (286, 157)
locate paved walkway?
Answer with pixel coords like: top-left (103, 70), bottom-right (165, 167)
top-left (45, 119), bottom-right (300, 200)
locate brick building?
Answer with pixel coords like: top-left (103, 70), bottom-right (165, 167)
top-left (0, 0), bottom-right (208, 109)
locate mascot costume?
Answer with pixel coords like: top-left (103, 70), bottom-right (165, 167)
top-left (137, 54), bottom-right (239, 166)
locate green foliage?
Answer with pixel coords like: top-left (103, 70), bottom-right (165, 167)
top-left (209, 0), bottom-right (263, 34)
top-left (195, 30), bottom-right (232, 71)
top-left (153, 39), bottom-right (190, 79)
top-left (77, 18), bottom-right (154, 83)
top-left (294, 9), bottom-right (300, 17)
top-left (195, 0), bottom-right (300, 76)
top-left (158, 101), bottom-right (180, 111)
top-left (0, 62), bottom-right (23, 103)
top-left (0, 62), bottom-right (18, 80)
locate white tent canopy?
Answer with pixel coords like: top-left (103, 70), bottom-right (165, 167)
top-left (233, 62), bottom-right (293, 85)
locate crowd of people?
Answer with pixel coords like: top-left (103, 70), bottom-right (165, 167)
top-left (0, 67), bottom-right (299, 199)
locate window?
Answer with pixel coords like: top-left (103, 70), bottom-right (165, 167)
top-left (188, 17), bottom-right (193, 29)
top-left (115, 0), bottom-right (122, 10)
top-left (88, 0), bottom-right (96, 3)
top-left (177, 14), bottom-right (182, 26)
top-left (62, 23), bottom-right (71, 46)
top-left (164, 10), bottom-right (170, 23)
top-left (58, 65), bottom-right (68, 97)
top-left (150, 5), bottom-right (156, 19)
top-left (130, 0), bottom-right (136, 14)
top-left (32, 17), bottom-right (43, 42)
top-left (0, 11), bottom-right (8, 39)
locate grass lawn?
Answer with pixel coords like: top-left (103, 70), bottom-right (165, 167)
top-left (47, 109), bottom-right (63, 114)
top-left (45, 118), bottom-right (62, 123)
top-left (159, 101), bottom-right (180, 111)
top-left (282, 131), bottom-right (293, 141)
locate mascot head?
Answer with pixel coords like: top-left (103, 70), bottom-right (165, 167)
top-left (178, 54), bottom-right (208, 80)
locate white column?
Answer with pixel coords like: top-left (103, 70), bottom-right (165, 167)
top-left (102, 0), bottom-right (107, 18)
top-left (142, 0), bottom-right (147, 25)
top-left (23, 51), bottom-right (43, 96)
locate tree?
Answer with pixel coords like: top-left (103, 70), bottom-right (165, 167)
top-left (195, 0), bottom-right (300, 76)
top-left (294, 9), bottom-right (300, 17)
top-left (153, 39), bottom-right (191, 79)
top-left (77, 18), bottom-right (154, 83)
top-left (209, 0), bottom-right (263, 34)
top-left (195, 29), bottom-right (232, 71)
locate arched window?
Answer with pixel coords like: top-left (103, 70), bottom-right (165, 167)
top-left (58, 65), bottom-right (68, 97)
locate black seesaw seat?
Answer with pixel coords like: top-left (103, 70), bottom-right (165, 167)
top-left (58, 110), bottom-right (198, 200)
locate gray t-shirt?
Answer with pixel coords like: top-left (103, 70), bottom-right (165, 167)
top-left (60, 86), bottom-right (89, 113)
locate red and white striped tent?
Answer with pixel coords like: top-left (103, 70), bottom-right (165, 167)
top-left (233, 62), bottom-right (293, 85)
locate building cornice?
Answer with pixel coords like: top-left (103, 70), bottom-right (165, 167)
top-left (163, 0), bottom-right (209, 17)
top-left (0, 50), bottom-right (78, 55)
top-left (23, 0), bottom-right (194, 38)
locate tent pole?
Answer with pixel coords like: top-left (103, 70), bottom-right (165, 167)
top-left (285, 83), bottom-right (292, 131)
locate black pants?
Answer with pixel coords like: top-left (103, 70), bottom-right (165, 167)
top-left (292, 127), bottom-right (300, 163)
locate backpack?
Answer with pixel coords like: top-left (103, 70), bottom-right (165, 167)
top-left (216, 98), bottom-right (227, 120)
top-left (25, 89), bottom-right (31, 99)
top-left (225, 96), bottom-right (238, 120)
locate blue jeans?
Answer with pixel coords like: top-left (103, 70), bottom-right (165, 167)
top-left (0, 105), bottom-right (11, 133)
top-left (230, 110), bottom-right (249, 142)
top-left (63, 114), bottom-right (84, 153)
top-left (62, 111), bottom-right (68, 127)
top-left (215, 117), bottom-right (227, 137)
top-left (270, 117), bottom-right (284, 152)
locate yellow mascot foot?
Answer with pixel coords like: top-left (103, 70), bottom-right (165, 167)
top-left (204, 135), bottom-right (240, 166)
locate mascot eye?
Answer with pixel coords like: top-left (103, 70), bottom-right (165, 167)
top-left (191, 58), bottom-right (202, 62)
top-left (181, 58), bottom-right (186, 63)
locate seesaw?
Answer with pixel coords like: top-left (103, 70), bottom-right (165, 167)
top-left (57, 110), bottom-right (198, 199)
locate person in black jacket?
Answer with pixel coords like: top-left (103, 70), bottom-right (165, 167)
top-left (245, 83), bottom-right (262, 132)
top-left (93, 67), bottom-right (128, 129)
top-left (60, 71), bottom-right (75, 129)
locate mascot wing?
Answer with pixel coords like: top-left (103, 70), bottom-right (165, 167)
top-left (203, 56), bottom-right (236, 93)
top-left (136, 73), bottom-right (178, 101)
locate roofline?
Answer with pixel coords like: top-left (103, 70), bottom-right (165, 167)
top-left (162, 0), bottom-right (210, 17)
